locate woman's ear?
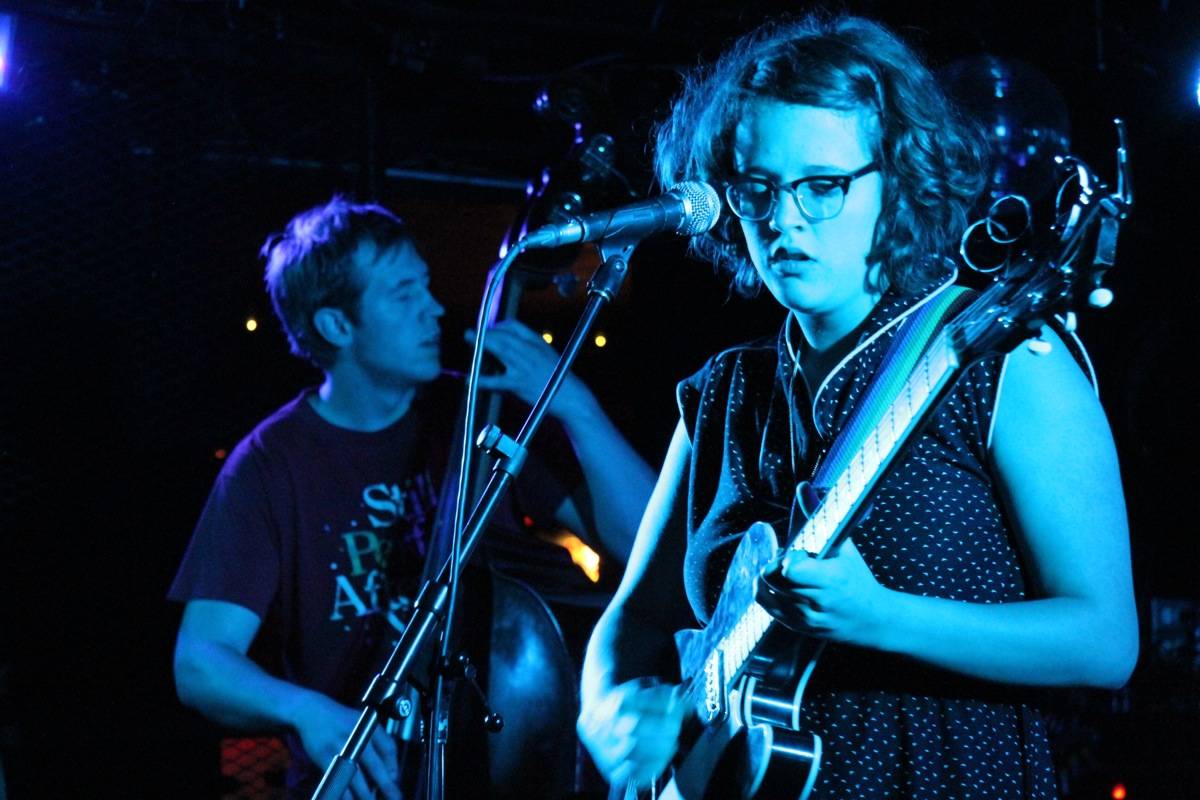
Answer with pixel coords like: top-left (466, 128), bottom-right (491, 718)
top-left (312, 307), bottom-right (353, 349)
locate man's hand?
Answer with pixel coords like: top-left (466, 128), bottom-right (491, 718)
top-left (466, 320), bottom-right (596, 420)
top-left (292, 692), bottom-right (402, 800)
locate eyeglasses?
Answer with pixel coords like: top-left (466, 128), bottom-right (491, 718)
top-left (724, 161), bottom-right (880, 222)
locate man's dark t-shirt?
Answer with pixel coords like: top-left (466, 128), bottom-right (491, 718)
top-left (169, 383), bottom-right (454, 790)
top-left (168, 376), bottom-right (588, 795)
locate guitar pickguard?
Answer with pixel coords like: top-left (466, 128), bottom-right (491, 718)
top-left (676, 521), bottom-right (781, 683)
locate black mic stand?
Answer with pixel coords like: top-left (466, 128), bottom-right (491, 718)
top-left (311, 235), bottom-right (640, 800)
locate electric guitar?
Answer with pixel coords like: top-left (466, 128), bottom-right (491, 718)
top-left (624, 124), bottom-right (1133, 800)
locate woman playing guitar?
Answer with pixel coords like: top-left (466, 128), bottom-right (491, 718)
top-left (578, 13), bottom-right (1137, 800)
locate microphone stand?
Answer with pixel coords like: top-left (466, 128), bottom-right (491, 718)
top-left (311, 234), bottom-right (640, 800)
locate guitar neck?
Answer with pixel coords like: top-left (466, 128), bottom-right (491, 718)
top-left (790, 331), bottom-right (961, 557)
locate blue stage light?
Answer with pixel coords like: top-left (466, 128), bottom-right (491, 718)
top-left (0, 14), bottom-right (13, 91)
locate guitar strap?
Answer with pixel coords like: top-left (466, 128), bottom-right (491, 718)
top-left (809, 284), bottom-right (975, 493)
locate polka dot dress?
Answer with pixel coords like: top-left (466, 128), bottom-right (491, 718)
top-left (677, 279), bottom-right (1058, 799)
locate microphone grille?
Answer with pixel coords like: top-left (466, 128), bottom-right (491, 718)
top-left (671, 181), bottom-right (722, 236)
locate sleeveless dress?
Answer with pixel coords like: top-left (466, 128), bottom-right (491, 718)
top-left (676, 276), bottom-right (1062, 799)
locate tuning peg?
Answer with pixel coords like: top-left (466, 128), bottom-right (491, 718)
top-left (1026, 337), bottom-right (1053, 356)
top-left (1063, 312), bottom-right (1078, 333)
top-left (1088, 287), bottom-right (1114, 308)
top-left (1114, 118), bottom-right (1133, 208)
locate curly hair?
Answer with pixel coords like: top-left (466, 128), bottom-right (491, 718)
top-left (654, 13), bottom-right (988, 296)
top-left (262, 196), bottom-right (413, 369)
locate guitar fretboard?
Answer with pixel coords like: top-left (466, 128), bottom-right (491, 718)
top-left (694, 330), bottom-right (961, 717)
top-left (793, 332), bottom-right (958, 555)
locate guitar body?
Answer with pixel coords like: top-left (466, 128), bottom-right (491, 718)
top-left (662, 698), bottom-right (821, 800)
top-left (654, 522), bottom-right (823, 800)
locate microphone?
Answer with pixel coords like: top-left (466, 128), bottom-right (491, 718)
top-left (519, 181), bottom-right (721, 250)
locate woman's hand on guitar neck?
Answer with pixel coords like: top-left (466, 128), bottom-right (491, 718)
top-left (757, 537), bottom-right (891, 648)
top-left (577, 677), bottom-right (688, 791)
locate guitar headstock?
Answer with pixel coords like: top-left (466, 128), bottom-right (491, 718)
top-left (952, 119), bottom-right (1134, 362)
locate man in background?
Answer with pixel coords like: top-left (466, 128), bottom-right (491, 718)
top-left (169, 196), bottom-right (654, 798)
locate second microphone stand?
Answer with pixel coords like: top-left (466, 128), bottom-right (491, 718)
top-left (311, 234), bottom-right (640, 800)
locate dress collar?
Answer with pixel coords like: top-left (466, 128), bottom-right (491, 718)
top-left (775, 269), bottom-right (959, 394)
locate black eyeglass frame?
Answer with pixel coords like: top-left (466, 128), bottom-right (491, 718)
top-left (724, 161), bottom-right (881, 222)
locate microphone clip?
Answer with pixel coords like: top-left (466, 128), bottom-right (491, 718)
top-left (439, 652), bottom-right (504, 734)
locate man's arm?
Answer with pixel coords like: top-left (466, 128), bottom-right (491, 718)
top-left (549, 388), bottom-right (656, 563)
top-left (470, 319), bottom-right (655, 562)
top-left (174, 599), bottom-right (402, 800)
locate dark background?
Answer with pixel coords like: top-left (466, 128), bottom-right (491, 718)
top-left (1, 1), bottom-right (1197, 797)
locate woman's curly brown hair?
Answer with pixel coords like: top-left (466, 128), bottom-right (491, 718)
top-left (655, 13), bottom-right (988, 296)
